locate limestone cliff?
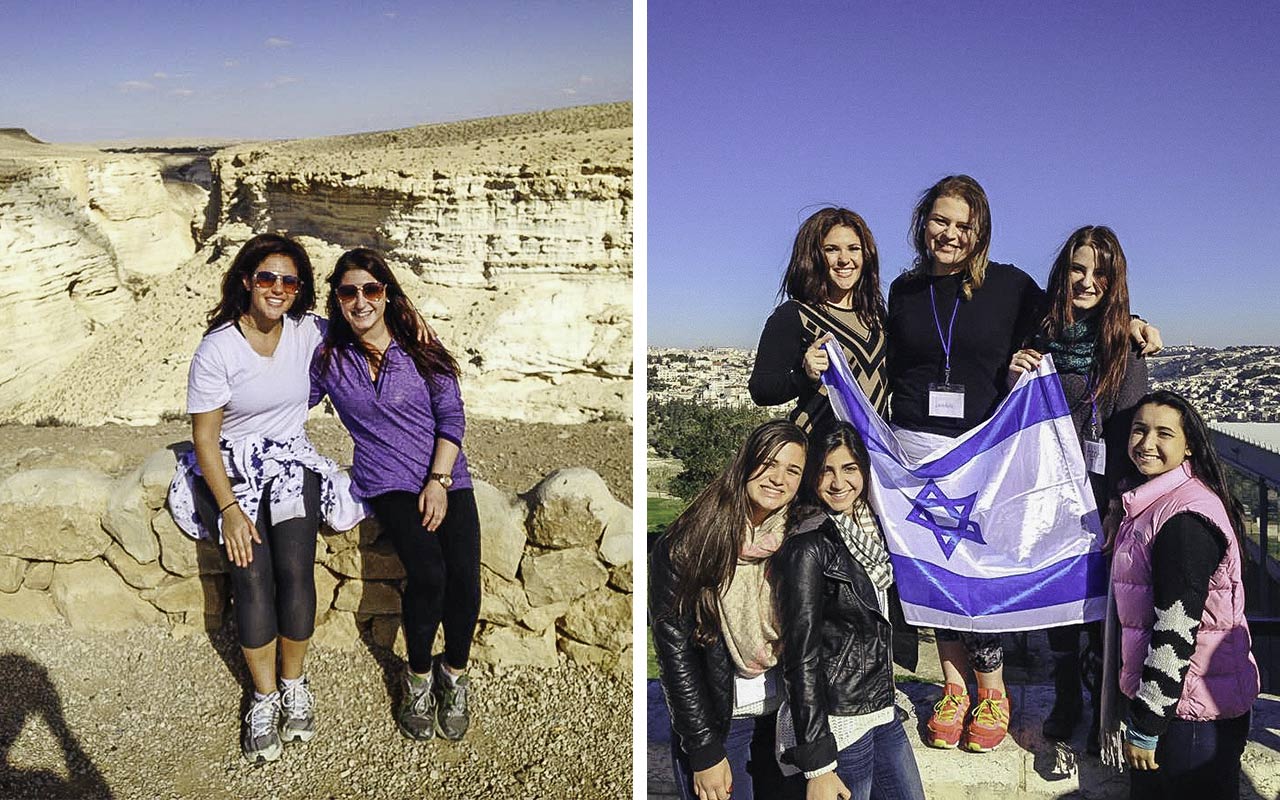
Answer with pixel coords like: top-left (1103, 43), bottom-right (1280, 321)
top-left (0, 103), bottom-right (632, 424)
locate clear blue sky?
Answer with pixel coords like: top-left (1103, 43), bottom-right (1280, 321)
top-left (1, 0), bottom-right (631, 141)
top-left (648, 1), bottom-right (1280, 348)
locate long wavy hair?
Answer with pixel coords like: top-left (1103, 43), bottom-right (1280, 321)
top-left (800, 421), bottom-right (872, 516)
top-left (1041, 225), bottom-right (1132, 404)
top-left (204, 233), bottom-right (316, 334)
top-left (907, 175), bottom-right (992, 300)
top-left (316, 248), bottom-right (459, 381)
top-left (779, 207), bottom-right (886, 330)
top-left (666, 420), bottom-right (808, 645)
top-left (1133, 390), bottom-right (1245, 544)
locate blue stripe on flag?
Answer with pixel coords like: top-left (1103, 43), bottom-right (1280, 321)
top-left (826, 367), bottom-right (1070, 479)
top-left (890, 550), bottom-right (1109, 617)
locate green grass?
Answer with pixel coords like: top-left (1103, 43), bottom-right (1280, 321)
top-left (647, 495), bottom-right (685, 534)
top-left (647, 628), bottom-right (659, 680)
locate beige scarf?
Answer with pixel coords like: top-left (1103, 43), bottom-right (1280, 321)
top-left (718, 507), bottom-right (788, 677)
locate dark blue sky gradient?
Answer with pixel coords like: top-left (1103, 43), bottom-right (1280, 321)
top-left (648, 1), bottom-right (1280, 347)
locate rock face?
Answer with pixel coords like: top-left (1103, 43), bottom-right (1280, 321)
top-left (0, 447), bottom-right (633, 668)
top-left (0, 103), bottom-right (632, 425)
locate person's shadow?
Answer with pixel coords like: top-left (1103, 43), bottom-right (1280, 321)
top-left (0, 653), bottom-right (113, 799)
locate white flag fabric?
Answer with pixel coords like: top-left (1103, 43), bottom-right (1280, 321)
top-left (822, 343), bottom-right (1106, 632)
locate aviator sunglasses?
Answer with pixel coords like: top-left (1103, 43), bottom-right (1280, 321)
top-left (251, 270), bottom-right (302, 294)
top-left (335, 282), bottom-right (387, 302)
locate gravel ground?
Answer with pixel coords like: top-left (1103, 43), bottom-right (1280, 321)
top-left (0, 418), bottom-right (634, 798)
top-left (0, 619), bottom-right (631, 799)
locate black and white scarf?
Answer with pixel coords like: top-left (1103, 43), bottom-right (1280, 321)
top-left (831, 502), bottom-right (893, 591)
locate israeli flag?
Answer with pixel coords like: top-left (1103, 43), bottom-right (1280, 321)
top-left (822, 343), bottom-right (1107, 632)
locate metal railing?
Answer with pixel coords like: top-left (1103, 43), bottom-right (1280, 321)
top-left (1211, 429), bottom-right (1280, 693)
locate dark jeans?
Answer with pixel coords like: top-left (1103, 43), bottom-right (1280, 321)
top-left (670, 713), bottom-right (804, 800)
top-left (836, 721), bottom-right (926, 800)
top-left (1129, 712), bottom-right (1250, 800)
top-left (195, 471), bottom-right (320, 649)
top-left (368, 489), bottom-right (481, 674)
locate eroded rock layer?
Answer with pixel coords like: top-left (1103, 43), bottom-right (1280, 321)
top-left (0, 103), bottom-right (632, 424)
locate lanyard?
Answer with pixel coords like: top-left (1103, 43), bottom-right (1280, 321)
top-left (1086, 375), bottom-right (1101, 439)
top-left (929, 284), bottom-right (961, 383)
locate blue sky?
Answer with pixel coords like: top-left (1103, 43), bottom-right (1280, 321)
top-left (648, 1), bottom-right (1280, 348)
top-left (1, 0), bottom-right (631, 141)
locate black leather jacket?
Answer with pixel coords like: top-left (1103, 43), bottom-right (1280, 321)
top-left (774, 513), bottom-right (895, 771)
top-left (648, 533), bottom-right (737, 771)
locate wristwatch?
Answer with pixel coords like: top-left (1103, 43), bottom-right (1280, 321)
top-left (429, 472), bottom-right (453, 489)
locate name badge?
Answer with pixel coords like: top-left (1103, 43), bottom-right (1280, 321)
top-left (733, 671), bottom-right (777, 707)
top-left (1084, 438), bottom-right (1107, 475)
top-left (927, 383), bottom-right (966, 419)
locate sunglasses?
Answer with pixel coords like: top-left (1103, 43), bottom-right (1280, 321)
top-left (251, 271), bottom-right (302, 294)
top-left (335, 282), bottom-right (387, 302)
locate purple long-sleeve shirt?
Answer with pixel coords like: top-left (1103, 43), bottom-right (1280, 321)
top-left (309, 341), bottom-right (471, 497)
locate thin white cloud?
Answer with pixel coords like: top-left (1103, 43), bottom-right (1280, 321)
top-left (263, 75), bottom-right (300, 89)
top-left (265, 36), bottom-right (292, 48)
top-left (383, 11), bottom-right (398, 18)
top-left (224, 59), bottom-right (239, 68)
top-left (153, 71), bottom-right (169, 79)
top-left (118, 80), bottom-right (154, 92)
top-left (169, 88), bottom-right (195, 97)
top-left (579, 75), bottom-right (594, 85)
top-left (561, 87), bottom-right (578, 95)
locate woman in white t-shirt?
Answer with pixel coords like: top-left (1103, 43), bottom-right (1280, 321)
top-left (167, 233), bottom-right (364, 764)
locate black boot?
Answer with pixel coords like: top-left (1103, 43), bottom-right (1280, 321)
top-left (1042, 652), bottom-right (1083, 741)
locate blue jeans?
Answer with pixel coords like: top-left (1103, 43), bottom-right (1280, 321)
top-left (834, 720), bottom-right (925, 800)
top-left (670, 713), bottom-right (803, 800)
top-left (1129, 712), bottom-right (1250, 800)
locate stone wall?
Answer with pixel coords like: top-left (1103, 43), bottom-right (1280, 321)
top-left (0, 450), bottom-right (632, 677)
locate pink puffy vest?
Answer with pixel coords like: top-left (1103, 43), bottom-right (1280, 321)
top-left (1112, 462), bottom-right (1259, 721)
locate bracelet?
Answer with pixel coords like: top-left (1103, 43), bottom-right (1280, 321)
top-left (218, 500), bottom-right (237, 514)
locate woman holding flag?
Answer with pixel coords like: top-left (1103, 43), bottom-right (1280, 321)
top-left (650, 420), bottom-right (808, 800)
top-left (749, 207), bottom-right (890, 435)
top-left (1007, 226), bottom-right (1149, 748)
top-left (886, 176), bottom-right (1162, 752)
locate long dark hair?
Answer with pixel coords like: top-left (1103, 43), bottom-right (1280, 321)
top-left (906, 174), bottom-right (992, 300)
top-left (801, 422), bottom-right (872, 515)
top-left (666, 420), bottom-right (807, 645)
top-left (204, 233), bottom-right (317, 334)
top-left (317, 248), bottom-right (459, 381)
top-left (1041, 225), bottom-right (1132, 404)
top-left (1133, 390), bottom-right (1245, 542)
top-left (779, 207), bottom-right (886, 330)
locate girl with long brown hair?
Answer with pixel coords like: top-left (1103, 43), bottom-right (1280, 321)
top-left (309, 248), bottom-right (479, 742)
top-left (649, 420), bottom-right (808, 800)
top-left (1008, 225), bottom-right (1150, 748)
top-left (749, 207), bottom-right (890, 434)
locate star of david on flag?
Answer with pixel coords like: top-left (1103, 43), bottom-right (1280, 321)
top-left (822, 343), bottom-right (1107, 632)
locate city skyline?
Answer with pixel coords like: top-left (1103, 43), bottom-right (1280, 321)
top-left (648, 1), bottom-right (1280, 349)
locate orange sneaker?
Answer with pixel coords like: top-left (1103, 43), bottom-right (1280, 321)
top-left (962, 687), bottom-right (1011, 752)
top-left (926, 683), bottom-right (970, 748)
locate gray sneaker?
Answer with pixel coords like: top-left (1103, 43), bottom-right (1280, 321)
top-left (397, 672), bottom-right (436, 740)
top-left (432, 657), bottom-right (471, 740)
top-left (242, 693), bottom-right (283, 764)
top-left (279, 678), bottom-right (316, 743)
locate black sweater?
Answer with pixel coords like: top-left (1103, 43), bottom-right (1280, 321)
top-left (886, 262), bottom-right (1044, 435)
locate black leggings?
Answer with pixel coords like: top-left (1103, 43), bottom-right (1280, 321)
top-left (196, 471), bottom-right (320, 649)
top-left (368, 489), bottom-right (481, 674)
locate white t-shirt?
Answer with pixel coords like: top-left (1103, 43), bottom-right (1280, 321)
top-left (186, 313), bottom-right (325, 443)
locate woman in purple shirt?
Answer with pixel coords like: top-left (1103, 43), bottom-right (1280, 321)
top-left (309, 248), bottom-right (481, 742)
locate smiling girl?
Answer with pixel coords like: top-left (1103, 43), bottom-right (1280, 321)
top-left (750, 208), bottom-right (890, 435)
top-left (1110, 391), bottom-right (1258, 799)
top-left (774, 423), bottom-right (925, 800)
top-left (1007, 226), bottom-right (1150, 746)
top-left (650, 420), bottom-right (809, 800)
top-left (168, 233), bottom-right (366, 763)
top-left (309, 248), bottom-right (480, 742)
